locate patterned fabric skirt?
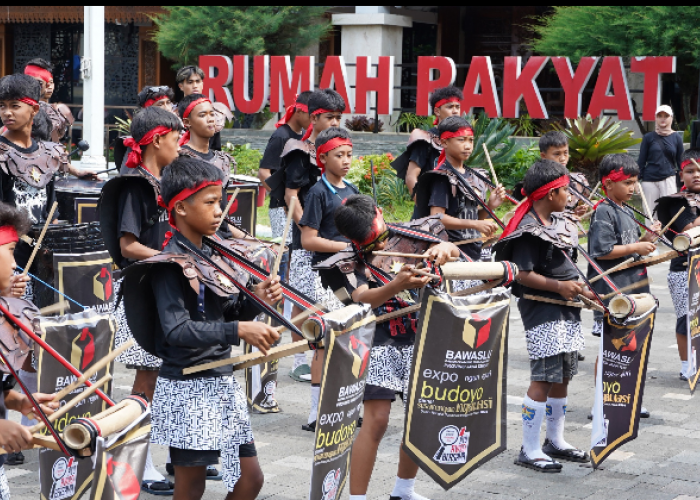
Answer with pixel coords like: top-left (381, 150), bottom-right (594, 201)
top-left (668, 271), bottom-right (688, 319)
top-left (451, 279), bottom-right (485, 293)
top-left (525, 320), bottom-right (584, 360)
top-left (365, 344), bottom-right (414, 396)
top-left (0, 466), bottom-right (9, 500)
top-left (151, 375), bottom-right (254, 492)
top-left (289, 249), bottom-right (318, 299)
top-left (113, 278), bottom-right (162, 369)
top-left (592, 319), bottom-right (604, 337)
top-left (269, 207), bottom-right (292, 243)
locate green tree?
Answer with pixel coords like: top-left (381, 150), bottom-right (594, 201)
top-left (154, 6), bottom-right (331, 65)
top-left (530, 6), bottom-right (700, 123)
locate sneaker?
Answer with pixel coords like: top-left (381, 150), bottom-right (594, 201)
top-left (290, 364), bottom-right (312, 382)
top-left (5, 451), bottom-right (24, 465)
top-left (206, 464), bottom-right (222, 481)
top-left (302, 421), bottom-right (316, 432)
top-left (680, 372), bottom-right (689, 381)
top-left (640, 407), bottom-right (650, 418)
top-left (577, 352), bottom-right (585, 361)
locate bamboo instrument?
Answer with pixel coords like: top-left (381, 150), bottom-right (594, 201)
top-left (608, 293), bottom-right (656, 320)
top-left (22, 201), bottom-right (58, 275)
top-left (271, 196), bottom-right (295, 279)
top-left (600, 278), bottom-right (651, 300)
top-left (482, 144), bottom-right (500, 187)
top-left (63, 397), bottom-right (146, 450)
top-left (637, 182), bottom-right (653, 222)
top-left (440, 261), bottom-right (515, 281)
top-left (588, 258), bottom-right (635, 284)
top-left (523, 294), bottom-right (604, 312)
top-left (371, 250), bottom-right (458, 261)
top-left (609, 251), bottom-right (677, 272)
top-left (672, 226), bottom-right (700, 251)
top-left (216, 187), bottom-right (240, 231)
top-left (654, 207), bottom-right (684, 243)
top-left (39, 300), bottom-right (67, 316)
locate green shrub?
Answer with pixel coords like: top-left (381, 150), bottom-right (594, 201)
top-left (223, 142), bottom-right (262, 176)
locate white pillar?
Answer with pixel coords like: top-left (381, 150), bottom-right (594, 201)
top-left (80, 6), bottom-right (106, 169)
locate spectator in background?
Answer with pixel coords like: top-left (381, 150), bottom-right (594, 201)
top-left (638, 105), bottom-right (683, 221)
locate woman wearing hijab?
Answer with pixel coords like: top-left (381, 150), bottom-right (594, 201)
top-left (638, 105), bottom-right (683, 220)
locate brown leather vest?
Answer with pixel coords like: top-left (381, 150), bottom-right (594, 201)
top-left (0, 140), bottom-right (68, 188)
top-left (426, 166), bottom-right (489, 203)
top-left (40, 101), bottom-right (72, 143)
top-left (0, 297), bottom-right (39, 374)
top-left (500, 212), bottom-right (579, 250)
top-left (281, 139), bottom-right (317, 166)
top-left (212, 237), bottom-right (278, 274)
top-left (179, 148), bottom-right (236, 185)
top-left (407, 128), bottom-right (441, 151)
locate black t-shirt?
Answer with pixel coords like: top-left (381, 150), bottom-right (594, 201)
top-left (505, 213), bottom-right (582, 330)
top-left (299, 177), bottom-right (359, 264)
top-left (260, 124), bottom-right (303, 208)
top-left (280, 148), bottom-right (320, 250)
top-left (657, 195), bottom-right (698, 272)
top-left (426, 165), bottom-right (484, 261)
top-left (209, 131), bottom-right (221, 151)
top-left (116, 169), bottom-right (170, 268)
top-left (408, 127), bottom-right (440, 176)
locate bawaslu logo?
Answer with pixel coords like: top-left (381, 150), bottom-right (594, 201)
top-left (462, 313), bottom-right (491, 349)
top-left (70, 327), bottom-right (95, 371)
top-left (92, 267), bottom-right (112, 302)
top-left (348, 334), bottom-right (370, 379)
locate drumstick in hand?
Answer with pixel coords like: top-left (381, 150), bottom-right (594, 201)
top-left (22, 201), bottom-right (58, 276)
top-left (271, 196), bottom-right (295, 279)
top-left (216, 187), bottom-right (240, 232)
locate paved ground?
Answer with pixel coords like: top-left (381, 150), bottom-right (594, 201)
top-left (5, 246), bottom-right (700, 499)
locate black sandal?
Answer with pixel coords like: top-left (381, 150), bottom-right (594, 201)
top-left (141, 479), bottom-right (175, 496)
top-left (542, 439), bottom-right (590, 463)
top-left (514, 448), bottom-right (562, 473)
top-left (302, 421), bottom-right (316, 432)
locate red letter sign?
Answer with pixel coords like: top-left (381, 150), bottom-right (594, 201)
top-left (630, 56), bottom-right (676, 121)
top-left (199, 55), bottom-right (233, 109)
top-left (232, 55), bottom-right (270, 114)
top-left (588, 57), bottom-right (633, 120)
top-left (461, 56), bottom-right (500, 117)
top-left (269, 56), bottom-right (314, 113)
top-left (318, 56), bottom-right (353, 113)
top-left (551, 57), bottom-right (598, 119)
top-left (354, 56), bottom-right (394, 115)
top-left (502, 56), bottom-right (549, 119)
top-left (415, 56), bottom-right (456, 116)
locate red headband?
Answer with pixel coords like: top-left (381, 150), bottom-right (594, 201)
top-left (275, 99), bottom-right (308, 128)
top-left (143, 96), bottom-right (169, 108)
top-left (0, 226), bottom-right (18, 246)
top-left (436, 127), bottom-right (474, 168)
top-left (601, 168), bottom-right (632, 194)
top-left (123, 126), bottom-right (173, 169)
top-left (500, 175), bottom-right (570, 240)
top-left (316, 138), bottom-right (352, 173)
top-left (157, 180), bottom-right (223, 247)
top-left (301, 108), bottom-right (339, 141)
top-left (353, 207), bottom-right (383, 247)
top-left (178, 98), bottom-right (212, 146)
top-left (433, 97), bottom-right (461, 125)
top-left (681, 159), bottom-right (700, 170)
top-left (24, 65), bottom-right (52, 83)
top-left (17, 97), bottom-right (38, 107)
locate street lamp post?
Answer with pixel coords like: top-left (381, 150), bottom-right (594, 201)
top-left (80, 6), bottom-right (106, 170)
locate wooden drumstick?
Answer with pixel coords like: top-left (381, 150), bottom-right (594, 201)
top-left (271, 196), bottom-right (295, 279)
top-left (653, 207), bottom-right (685, 243)
top-left (601, 278), bottom-right (650, 300)
top-left (482, 144), bottom-right (500, 186)
top-left (216, 187), bottom-right (240, 231)
top-left (637, 182), bottom-right (654, 222)
top-left (588, 257), bottom-right (635, 284)
top-left (589, 181), bottom-right (601, 200)
top-left (274, 300), bottom-right (326, 333)
top-left (371, 250), bottom-right (458, 261)
top-left (22, 201), bottom-right (58, 276)
top-left (29, 373), bottom-right (112, 434)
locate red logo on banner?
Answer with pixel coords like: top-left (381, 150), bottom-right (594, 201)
top-left (349, 334), bottom-right (370, 378)
top-left (71, 328), bottom-right (95, 371)
top-left (107, 456), bottom-right (141, 500)
top-left (93, 267), bottom-right (113, 301)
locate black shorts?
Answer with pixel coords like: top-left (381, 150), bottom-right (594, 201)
top-left (363, 383), bottom-right (397, 402)
top-left (318, 266), bottom-right (349, 296)
top-left (678, 315), bottom-right (688, 336)
top-left (169, 443), bottom-right (257, 467)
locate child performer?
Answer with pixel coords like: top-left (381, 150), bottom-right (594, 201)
top-left (267, 89), bottom-right (345, 405)
top-left (176, 65), bottom-right (222, 151)
top-left (393, 85), bottom-right (463, 195)
top-left (258, 91), bottom-right (312, 380)
top-left (23, 58), bottom-right (73, 143)
top-left (123, 156), bottom-right (281, 500)
top-left (587, 154), bottom-right (659, 418)
top-left (656, 149), bottom-right (700, 380)
top-left (298, 127), bottom-right (358, 426)
top-left (0, 201), bottom-right (58, 491)
top-left (323, 194), bottom-right (458, 500)
top-left (412, 116), bottom-right (506, 266)
top-left (138, 85), bottom-right (176, 111)
top-left (105, 106), bottom-right (182, 494)
top-left (539, 131), bottom-right (589, 217)
top-left (494, 159), bottom-right (592, 472)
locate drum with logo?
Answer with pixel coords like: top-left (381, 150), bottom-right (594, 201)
top-left (15, 222), bottom-right (107, 309)
top-left (55, 178), bottom-right (105, 224)
top-left (227, 174), bottom-right (260, 235)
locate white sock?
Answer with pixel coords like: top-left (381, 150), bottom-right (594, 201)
top-left (308, 385), bottom-right (320, 424)
top-left (349, 496), bottom-right (366, 500)
top-left (682, 360), bottom-right (689, 374)
top-left (166, 448), bottom-right (171, 465)
top-left (293, 352), bottom-right (307, 370)
top-left (391, 477), bottom-right (415, 498)
top-left (19, 370), bottom-right (37, 427)
top-left (521, 396), bottom-right (549, 460)
top-left (142, 444), bottom-right (166, 482)
top-left (546, 397), bottom-right (573, 450)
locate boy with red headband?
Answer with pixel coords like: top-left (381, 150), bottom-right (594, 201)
top-left (100, 105), bottom-right (183, 495)
top-left (23, 58), bottom-right (74, 143)
top-left (392, 86), bottom-right (463, 195)
top-left (656, 148), bottom-right (700, 380)
top-left (317, 194), bottom-right (458, 500)
top-left (138, 85), bottom-right (176, 111)
top-left (495, 159), bottom-right (593, 472)
top-left (539, 131), bottom-right (589, 217)
top-left (120, 156), bottom-right (281, 500)
top-left (175, 65), bottom-right (224, 151)
top-left (0, 201), bottom-right (59, 495)
top-left (267, 89), bottom-right (345, 391)
top-left (413, 116), bottom-right (505, 271)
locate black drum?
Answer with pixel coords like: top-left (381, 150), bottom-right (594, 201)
top-left (55, 178), bottom-right (105, 224)
top-left (15, 222), bottom-right (106, 308)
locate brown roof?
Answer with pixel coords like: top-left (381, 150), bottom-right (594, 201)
top-left (0, 6), bottom-right (164, 24)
